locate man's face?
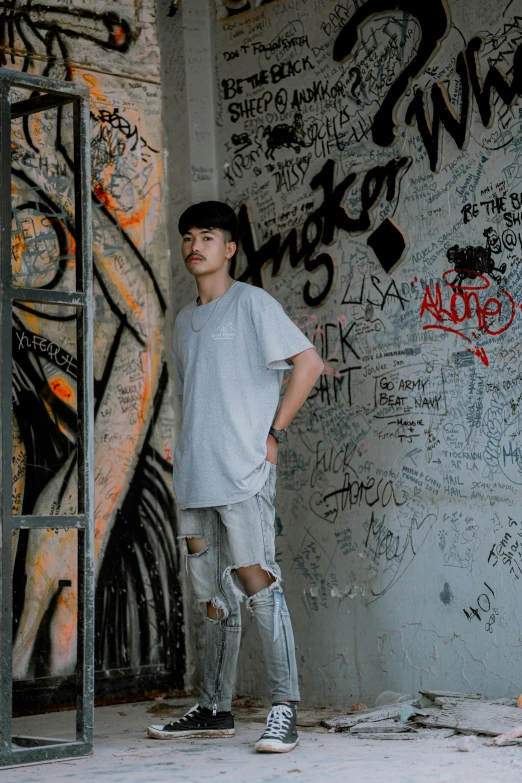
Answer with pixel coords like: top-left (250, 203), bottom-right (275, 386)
top-left (181, 227), bottom-right (236, 278)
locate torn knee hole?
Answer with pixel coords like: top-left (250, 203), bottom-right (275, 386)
top-left (186, 548), bottom-right (208, 558)
top-left (207, 604), bottom-right (226, 621)
top-left (199, 596), bottom-right (229, 621)
top-left (234, 564), bottom-right (281, 595)
top-left (181, 536), bottom-right (208, 556)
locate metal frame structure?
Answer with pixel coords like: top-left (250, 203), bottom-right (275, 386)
top-left (0, 69), bottom-right (94, 767)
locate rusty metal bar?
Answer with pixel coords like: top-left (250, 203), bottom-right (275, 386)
top-left (12, 288), bottom-right (85, 306)
top-left (0, 69), bottom-right (94, 768)
top-left (0, 74), bottom-right (14, 764)
top-left (73, 92), bottom-right (94, 747)
top-left (11, 93), bottom-right (73, 120)
top-left (0, 68), bottom-right (89, 99)
top-left (13, 515), bottom-right (87, 530)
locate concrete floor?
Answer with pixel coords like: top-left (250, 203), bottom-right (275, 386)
top-left (6, 697), bottom-right (522, 782)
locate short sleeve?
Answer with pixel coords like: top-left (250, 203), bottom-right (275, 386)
top-left (249, 291), bottom-right (315, 370)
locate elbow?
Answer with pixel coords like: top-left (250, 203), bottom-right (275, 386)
top-left (311, 349), bottom-right (324, 379)
top-left (292, 348), bottom-right (324, 379)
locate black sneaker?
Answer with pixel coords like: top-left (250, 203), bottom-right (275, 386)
top-left (255, 703), bottom-right (299, 753)
top-left (147, 703), bottom-right (235, 739)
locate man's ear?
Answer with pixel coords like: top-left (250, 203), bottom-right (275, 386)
top-left (226, 241), bottom-right (237, 259)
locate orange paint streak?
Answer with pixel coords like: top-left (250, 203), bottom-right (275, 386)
top-left (67, 230), bottom-right (76, 260)
top-left (19, 308), bottom-right (39, 334)
top-left (93, 328), bottom-right (162, 562)
top-left (56, 596), bottom-right (78, 646)
top-left (119, 204), bottom-right (149, 230)
top-left (74, 69), bottom-right (162, 241)
top-left (113, 26), bottom-right (125, 44)
top-left (49, 377), bottom-right (75, 405)
top-left (99, 253), bottom-right (141, 319)
top-left (12, 232), bottom-right (26, 275)
top-left (93, 181), bottom-right (113, 210)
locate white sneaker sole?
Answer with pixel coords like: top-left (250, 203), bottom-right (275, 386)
top-left (147, 726), bottom-right (235, 739)
top-left (255, 738), bottom-right (299, 753)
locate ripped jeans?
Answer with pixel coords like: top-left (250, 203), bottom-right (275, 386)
top-left (178, 464), bottom-right (300, 713)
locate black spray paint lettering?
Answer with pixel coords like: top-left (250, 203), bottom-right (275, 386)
top-left (462, 582), bottom-right (496, 626)
top-left (0, 5), bottom-right (132, 78)
top-left (306, 320), bottom-right (360, 365)
top-left (250, 35), bottom-right (310, 56)
top-left (310, 440), bottom-right (357, 489)
top-left (333, 0), bottom-right (451, 148)
top-left (334, 1), bottom-right (522, 172)
top-left (290, 77), bottom-right (351, 111)
top-left (15, 329), bottom-right (77, 378)
top-left (462, 192), bottom-right (522, 227)
top-left (322, 470), bottom-right (407, 511)
top-left (267, 153), bottom-right (311, 190)
top-left (234, 156), bottom-right (410, 306)
top-left (228, 89), bottom-right (287, 124)
top-left (488, 516), bottom-right (522, 580)
top-left (411, 35), bottom-right (522, 172)
top-left (342, 274), bottom-right (409, 310)
top-left (365, 510), bottom-right (415, 565)
top-left (311, 367), bottom-right (361, 408)
top-left (222, 56), bottom-right (314, 102)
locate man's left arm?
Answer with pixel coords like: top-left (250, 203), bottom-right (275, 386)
top-left (266, 348), bottom-right (323, 463)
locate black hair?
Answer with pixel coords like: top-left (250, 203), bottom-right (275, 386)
top-left (178, 201), bottom-right (238, 243)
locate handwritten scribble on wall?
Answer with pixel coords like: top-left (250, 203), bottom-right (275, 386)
top-left (212, 0), bottom-right (522, 703)
top-left (5, 2), bottom-right (183, 692)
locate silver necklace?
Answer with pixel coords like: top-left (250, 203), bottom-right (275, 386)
top-left (191, 280), bottom-right (238, 333)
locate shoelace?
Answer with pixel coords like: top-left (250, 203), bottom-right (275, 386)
top-left (262, 704), bottom-right (293, 739)
top-left (172, 703), bottom-right (200, 725)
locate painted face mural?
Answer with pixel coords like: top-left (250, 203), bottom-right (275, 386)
top-left (5, 2), bottom-right (183, 686)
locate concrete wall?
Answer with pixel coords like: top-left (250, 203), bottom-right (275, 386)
top-left (10, 0), bottom-right (522, 711)
top-left (177, 0), bottom-right (522, 707)
top-left (7, 0), bottom-right (184, 701)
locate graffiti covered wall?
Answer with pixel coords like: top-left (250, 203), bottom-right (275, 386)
top-left (7, 0), bottom-right (183, 700)
top-left (204, 0), bottom-right (522, 705)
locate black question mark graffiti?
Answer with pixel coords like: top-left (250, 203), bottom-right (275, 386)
top-left (333, 0), bottom-right (451, 147)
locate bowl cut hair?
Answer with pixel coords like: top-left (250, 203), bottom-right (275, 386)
top-left (178, 201), bottom-right (238, 243)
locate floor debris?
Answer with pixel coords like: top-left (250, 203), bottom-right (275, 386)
top-left (350, 721), bottom-right (413, 734)
top-left (8, 697), bottom-right (522, 782)
top-left (420, 690), bottom-right (482, 700)
top-left (356, 729), bottom-right (456, 741)
top-left (492, 725), bottom-right (522, 746)
top-left (323, 690), bottom-right (522, 743)
top-left (456, 736), bottom-right (481, 752)
top-left (321, 703), bottom-right (410, 730)
top-left (415, 700), bottom-right (522, 736)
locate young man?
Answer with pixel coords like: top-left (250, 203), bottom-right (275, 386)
top-left (147, 201), bottom-right (323, 753)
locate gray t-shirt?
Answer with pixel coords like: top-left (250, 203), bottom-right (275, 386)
top-left (172, 281), bottom-right (314, 509)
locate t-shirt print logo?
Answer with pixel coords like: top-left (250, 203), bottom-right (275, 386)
top-left (212, 321), bottom-right (237, 340)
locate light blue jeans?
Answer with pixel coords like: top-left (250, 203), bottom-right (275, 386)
top-left (178, 464), bottom-right (300, 713)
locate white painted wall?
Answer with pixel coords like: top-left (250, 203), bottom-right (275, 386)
top-left (163, 0), bottom-right (522, 707)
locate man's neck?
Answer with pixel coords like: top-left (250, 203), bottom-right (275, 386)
top-left (196, 273), bottom-right (235, 305)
